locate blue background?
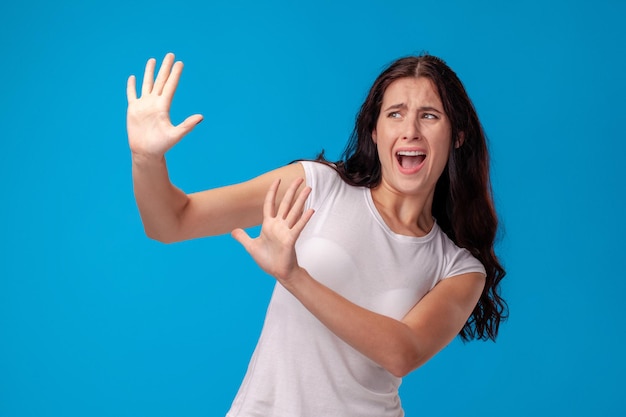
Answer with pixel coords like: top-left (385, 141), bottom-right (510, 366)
top-left (1, 0), bottom-right (625, 416)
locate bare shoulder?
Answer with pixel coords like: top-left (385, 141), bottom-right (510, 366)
top-left (174, 162), bottom-right (306, 240)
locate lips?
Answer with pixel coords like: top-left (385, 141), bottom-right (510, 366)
top-left (396, 150), bottom-right (426, 172)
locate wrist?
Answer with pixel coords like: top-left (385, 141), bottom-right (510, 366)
top-left (131, 151), bottom-right (166, 167)
top-left (280, 266), bottom-right (314, 296)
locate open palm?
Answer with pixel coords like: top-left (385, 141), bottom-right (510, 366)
top-left (126, 53), bottom-right (203, 159)
top-left (232, 178), bottom-right (315, 283)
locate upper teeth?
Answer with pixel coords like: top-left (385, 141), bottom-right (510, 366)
top-left (397, 151), bottom-right (425, 156)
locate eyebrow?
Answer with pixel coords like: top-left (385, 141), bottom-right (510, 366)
top-left (382, 103), bottom-right (443, 113)
top-left (382, 103), bottom-right (407, 112)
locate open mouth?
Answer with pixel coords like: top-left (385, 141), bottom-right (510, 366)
top-left (396, 150), bottom-right (426, 170)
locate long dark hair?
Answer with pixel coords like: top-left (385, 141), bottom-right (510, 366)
top-left (320, 54), bottom-right (507, 341)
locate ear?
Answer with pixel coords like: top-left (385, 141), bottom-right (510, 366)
top-left (372, 129), bottom-right (377, 144)
top-left (455, 131), bottom-right (465, 149)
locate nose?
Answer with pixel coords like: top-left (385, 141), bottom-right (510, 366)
top-left (402, 117), bottom-right (420, 141)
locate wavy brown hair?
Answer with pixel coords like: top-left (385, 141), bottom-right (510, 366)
top-left (319, 54), bottom-right (507, 341)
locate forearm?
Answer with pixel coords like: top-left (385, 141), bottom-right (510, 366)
top-left (132, 154), bottom-right (189, 242)
top-left (282, 268), bottom-right (424, 377)
top-left (232, 178), bottom-right (467, 376)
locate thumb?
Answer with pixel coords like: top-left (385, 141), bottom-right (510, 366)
top-left (176, 114), bottom-right (204, 136)
top-left (231, 228), bottom-right (253, 252)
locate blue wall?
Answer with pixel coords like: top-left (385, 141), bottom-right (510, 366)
top-left (1, 0), bottom-right (625, 415)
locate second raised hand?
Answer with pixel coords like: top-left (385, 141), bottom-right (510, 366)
top-left (231, 178), bottom-right (315, 283)
top-left (127, 53), bottom-right (203, 159)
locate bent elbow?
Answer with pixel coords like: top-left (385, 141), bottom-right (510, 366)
top-left (385, 351), bottom-right (424, 378)
top-left (151, 235), bottom-right (177, 244)
top-left (144, 227), bottom-right (178, 244)
top-left (387, 362), bottom-right (415, 379)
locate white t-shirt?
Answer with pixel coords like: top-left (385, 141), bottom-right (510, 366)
top-left (226, 161), bottom-right (486, 417)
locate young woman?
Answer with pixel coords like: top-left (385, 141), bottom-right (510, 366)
top-left (127, 52), bottom-right (506, 417)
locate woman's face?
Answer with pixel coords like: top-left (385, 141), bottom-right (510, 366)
top-left (372, 76), bottom-right (453, 198)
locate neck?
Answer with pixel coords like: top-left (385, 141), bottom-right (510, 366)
top-left (370, 181), bottom-right (435, 237)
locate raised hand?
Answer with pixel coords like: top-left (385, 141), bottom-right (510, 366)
top-left (231, 178), bottom-right (315, 283)
top-left (126, 53), bottom-right (203, 159)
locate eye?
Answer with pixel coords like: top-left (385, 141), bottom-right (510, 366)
top-left (422, 113), bottom-right (438, 120)
top-left (387, 111), bottom-right (401, 119)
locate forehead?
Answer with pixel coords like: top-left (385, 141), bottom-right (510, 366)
top-left (382, 77), bottom-right (442, 107)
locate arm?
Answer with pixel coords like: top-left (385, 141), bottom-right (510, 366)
top-left (127, 54), bottom-right (305, 242)
top-left (233, 179), bottom-right (485, 377)
top-left (284, 269), bottom-right (485, 377)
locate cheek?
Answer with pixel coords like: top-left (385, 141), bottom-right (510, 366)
top-left (437, 142), bottom-right (452, 162)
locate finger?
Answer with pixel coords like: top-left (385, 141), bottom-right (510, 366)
top-left (141, 58), bottom-right (156, 96)
top-left (231, 228), bottom-right (253, 252)
top-left (126, 75), bottom-right (137, 102)
top-left (285, 186), bottom-right (311, 228)
top-left (293, 208), bottom-right (315, 235)
top-left (161, 61), bottom-right (183, 100)
top-left (277, 177), bottom-right (304, 220)
top-left (153, 53), bottom-right (175, 95)
top-left (175, 114), bottom-right (204, 136)
top-left (263, 179), bottom-right (281, 219)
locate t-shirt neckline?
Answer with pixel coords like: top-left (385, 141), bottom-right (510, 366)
top-left (364, 188), bottom-right (439, 243)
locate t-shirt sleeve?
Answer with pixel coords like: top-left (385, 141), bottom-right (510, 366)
top-left (300, 160), bottom-right (339, 212)
top-left (442, 242), bottom-right (487, 279)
